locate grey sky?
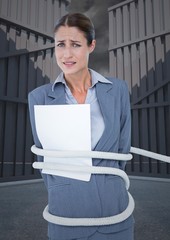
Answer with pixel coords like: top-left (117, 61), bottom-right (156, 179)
top-left (68, 0), bottom-right (125, 75)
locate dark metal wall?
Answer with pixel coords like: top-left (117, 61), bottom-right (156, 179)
top-left (0, 0), bottom-right (69, 182)
top-left (1, 0), bottom-right (170, 182)
top-left (108, 0), bottom-right (170, 178)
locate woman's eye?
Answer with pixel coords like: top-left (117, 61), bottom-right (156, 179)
top-left (56, 43), bottom-right (81, 48)
top-left (72, 43), bottom-right (81, 48)
top-left (56, 43), bottom-right (65, 47)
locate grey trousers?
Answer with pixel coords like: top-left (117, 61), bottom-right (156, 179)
top-left (49, 226), bottom-right (134, 240)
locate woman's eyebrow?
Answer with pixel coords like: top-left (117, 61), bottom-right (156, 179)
top-left (70, 40), bottom-right (81, 43)
top-left (56, 40), bottom-right (65, 43)
top-left (56, 40), bottom-right (81, 43)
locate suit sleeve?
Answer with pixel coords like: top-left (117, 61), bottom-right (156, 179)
top-left (118, 81), bottom-right (131, 170)
top-left (28, 91), bottom-right (48, 187)
top-left (28, 92), bottom-right (43, 154)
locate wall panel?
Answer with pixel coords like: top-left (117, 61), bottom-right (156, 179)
top-left (108, 0), bottom-right (170, 178)
top-left (0, 0), bottom-right (70, 182)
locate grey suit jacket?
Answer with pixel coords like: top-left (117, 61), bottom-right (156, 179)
top-left (28, 75), bottom-right (133, 240)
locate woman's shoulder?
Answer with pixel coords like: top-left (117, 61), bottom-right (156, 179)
top-left (28, 83), bottom-right (54, 105)
top-left (29, 83), bottom-right (53, 96)
top-left (106, 76), bottom-right (127, 86)
top-left (106, 76), bottom-right (129, 92)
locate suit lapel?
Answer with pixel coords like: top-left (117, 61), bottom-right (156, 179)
top-left (47, 83), bottom-right (66, 105)
top-left (94, 82), bottom-right (115, 151)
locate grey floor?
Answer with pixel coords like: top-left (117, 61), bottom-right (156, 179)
top-left (0, 177), bottom-right (170, 240)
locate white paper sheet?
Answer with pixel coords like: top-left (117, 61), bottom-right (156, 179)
top-left (34, 104), bottom-right (92, 181)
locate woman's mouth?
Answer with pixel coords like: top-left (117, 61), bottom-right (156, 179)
top-left (63, 61), bottom-right (76, 67)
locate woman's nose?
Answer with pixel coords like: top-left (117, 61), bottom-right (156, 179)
top-left (63, 47), bottom-right (72, 58)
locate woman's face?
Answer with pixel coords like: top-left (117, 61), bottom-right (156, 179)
top-left (54, 26), bottom-right (95, 76)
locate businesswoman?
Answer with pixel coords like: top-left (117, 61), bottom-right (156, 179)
top-left (28, 13), bottom-right (134, 240)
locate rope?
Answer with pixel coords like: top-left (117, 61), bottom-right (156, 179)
top-left (31, 145), bottom-right (170, 163)
top-left (31, 145), bottom-right (170, 227)
top-left (43, 192), bottom-right (134, 226)
top-left (130, 147), bottom-right (170, 163)
top-left (33, 162), bottom-right (130, 189)
top-left (31, 145), bottom-right (133, 161)
top-left (31, 145), bottom-right (134, 226)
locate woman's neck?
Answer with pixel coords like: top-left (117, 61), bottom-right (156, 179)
top-left (64, 69), bottom-right (92, 94)
top-left (64, 69), bottom-right (92, 104)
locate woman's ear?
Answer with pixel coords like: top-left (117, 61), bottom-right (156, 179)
top-left (89, 40), bottom-right (96, 53)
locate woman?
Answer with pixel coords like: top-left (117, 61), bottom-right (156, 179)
top-left (28, 13), bottom-right (134, 240)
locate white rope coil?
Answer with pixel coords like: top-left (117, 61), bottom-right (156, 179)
top-left (43, 192), bottom-right (135, 226)
top-left (33, 162), bottom-right (130, 189)
top-left (130, 147), bottom-right (170, 163)
top-left (31, 145), bottom-right (170, 227)
top-left (31, 145), bottom-right (170, 163)
top-left (31, 145), bottom-right (133, 161)
top-left (31, 145), bottom-right (134, 226)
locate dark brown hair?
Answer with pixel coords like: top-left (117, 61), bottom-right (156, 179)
top-left (54, 13), bottom-right (95, 46)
